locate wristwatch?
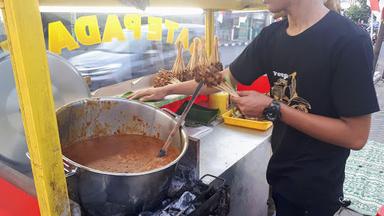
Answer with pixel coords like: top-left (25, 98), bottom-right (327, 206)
top-left (263, 100), bottom-right (281, 122)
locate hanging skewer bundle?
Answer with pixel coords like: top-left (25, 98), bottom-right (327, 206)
top-left (153, 69), bottom-right (176, 88)
top-left (209, 36), bottom-right (224, 71)
top-left (153, 42), bottom-right (185, 87)
top-left (194, 63), bottom-right (238, 97)
top-left (198, 38), bottom-right (210, 67)
top-left (184, 38), bottom-right (202, 81)
top-left (195, 66), bottom-right (238, 96)
top-left (154, 36), bottom-right (236, 97)
top-left (153, 72), bottom-right (182, 87)
top-left (194, 64), bottom-right (222, 87)
top-left (172, 41), bottom-right (186, 81)
top-left (191, 36), bottom-right (237, 96)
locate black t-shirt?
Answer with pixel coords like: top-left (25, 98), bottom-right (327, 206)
top-left (230, 11), bottom-right (380, 206)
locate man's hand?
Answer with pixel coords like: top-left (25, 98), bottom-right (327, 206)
top-left (231, 91), bottom-right (273, 118)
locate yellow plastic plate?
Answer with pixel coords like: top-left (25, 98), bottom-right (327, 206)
top-left (222, 109), bottom-right (273, 131)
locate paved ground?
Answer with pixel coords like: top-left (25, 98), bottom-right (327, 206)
top-left (369, 80), bottom-right (384, 143)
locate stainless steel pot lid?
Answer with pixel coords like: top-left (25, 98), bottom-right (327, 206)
top-left (0, 51), bottom-right (90, 167)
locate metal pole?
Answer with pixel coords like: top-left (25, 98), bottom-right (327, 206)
top-left (373, 11), bottom-right (384, 70)
top-left (71, 12), bottom-right (77, 37)
top-left (2, 0), bottom-right (70, 215)
top-left (205, 9), bottom-right (214, 57)
top-left (370, 13), bottom-right (374, 38)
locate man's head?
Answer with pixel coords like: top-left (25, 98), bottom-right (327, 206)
top-left (265, 0), bottom-right (332, 13)
top-left (268, 0), bottom-right (339, 19)
top-left (263, 0), bottom-right (292, 13)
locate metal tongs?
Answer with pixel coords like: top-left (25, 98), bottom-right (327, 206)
top-left (158, 82), bottom-right (204, 157)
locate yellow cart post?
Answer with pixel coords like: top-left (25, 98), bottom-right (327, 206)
top-left (1, 0), bottom-right (70, 215)
top-left (1, 0), bottom-right (264, 215)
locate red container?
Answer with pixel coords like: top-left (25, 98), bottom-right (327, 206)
top-left (237, 75), bottom-right (270, 93)
top-left (161, 95), bottom-right (209, 113)
top-left (0, 178), bottom-right (40, 216)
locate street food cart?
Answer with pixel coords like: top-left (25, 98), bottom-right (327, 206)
top-left (0, 0), bottom-right (274, 215)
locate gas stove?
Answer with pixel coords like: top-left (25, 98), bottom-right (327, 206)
top-left (68, 164), bottom-right (230, 216)
top-left (139, 165), bottom-right (230, 216)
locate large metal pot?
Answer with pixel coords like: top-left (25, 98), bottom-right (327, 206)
top-left (56, 98), bottom-right (189, 215)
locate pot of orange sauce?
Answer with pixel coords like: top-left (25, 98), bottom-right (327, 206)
top-left (56, 98), bottom-right (189, 215)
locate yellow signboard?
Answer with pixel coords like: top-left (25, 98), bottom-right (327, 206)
top-left (74, 15), bottom-right (102, 46)
top-left (48, 14), bottom-right (191, 54)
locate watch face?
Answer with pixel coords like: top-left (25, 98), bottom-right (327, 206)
top-left (265, 110), bottom-right (277, 121)
top-left (264, 102), bottom-right (280, 122)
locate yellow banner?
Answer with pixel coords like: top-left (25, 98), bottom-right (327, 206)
top-left (48, 14), bottom-right (191, 54)
top-left (74, 15), bottom-right (101, 46)
top-left (48, 21), bottom-right (80, 54)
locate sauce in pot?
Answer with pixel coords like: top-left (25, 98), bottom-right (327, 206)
top-left (62, 134), bottom-right (181, 173)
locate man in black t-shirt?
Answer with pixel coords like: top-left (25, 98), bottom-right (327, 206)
top-left (130, 0), bottom-right (380, 215)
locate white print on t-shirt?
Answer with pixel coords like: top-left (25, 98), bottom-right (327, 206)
top-left (273, 71), bottom-right (289, 80)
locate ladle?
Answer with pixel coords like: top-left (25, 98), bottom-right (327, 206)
top-left (158, 82), bottom-right (204, 157)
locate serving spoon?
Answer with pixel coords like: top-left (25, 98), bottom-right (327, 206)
top-left (158, 82), bottom-right (204, 157)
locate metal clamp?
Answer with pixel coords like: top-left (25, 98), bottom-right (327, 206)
top-left (161, 108), bottom-right (179, 118)
top-left (161, 108), bottom-right (185, 125)
top-left (62, 159), bottom-right (78, 178)
top-left (200, 174), bottom-right (226, 188)
top-left (26, 152), bottom-right (78, 178)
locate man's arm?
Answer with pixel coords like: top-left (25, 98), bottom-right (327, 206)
top-left (280, 103), bottom-right (371, 150)
top-left (231, 91), bottom-right (372, 151)
top-left (166, 68), bottom-right (237, 95)
top-left (129, 68), bottom-right (237, 101)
